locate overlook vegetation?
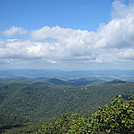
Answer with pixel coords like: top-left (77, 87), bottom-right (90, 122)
top-left (1, 95), bottom-right (134, 134)
top-left (0, 80), bottom-right (134, 133)
top-left (35, 95), bottom-right (134, 134)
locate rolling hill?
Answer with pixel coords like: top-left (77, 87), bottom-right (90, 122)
top-left (0, 77), bottom-right (105, 87)
top-left (0, 82), bottom-right (134, 129)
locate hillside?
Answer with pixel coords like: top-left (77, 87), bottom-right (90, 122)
top-left (1, 95), bottom-right (134, 134)
top-left (0, 82), bottom-right (134, 131)
top-left (34, 95), bottom-right (134, 134)
top-left (104, 79), bottom-right (127, 84)
top-left (0, 77), bottom-right (104, 87)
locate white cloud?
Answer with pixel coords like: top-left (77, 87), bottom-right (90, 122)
top-left (118, 48), bottom-right (134, 60)
top-left (0, 0), bottom-right (134, 69)
top-left (111, 0), bottom-right (134, 19)
top-left (2, 26), bottom-right (28, 37)
top-left (47, 60), bottom-right (58, 64)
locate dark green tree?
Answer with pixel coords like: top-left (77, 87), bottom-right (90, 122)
top-left (89, 95), bottom-right (134, 134)
top-left (35, 95), bottom-right (134, 134)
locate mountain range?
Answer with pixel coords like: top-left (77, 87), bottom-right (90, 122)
top-left (0, 77), bottom-right (128, 87)
top-left (0, 69), bottom-right (134, 82)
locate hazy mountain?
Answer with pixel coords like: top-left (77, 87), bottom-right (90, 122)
top-left (104, 79), bottom-right (127, 84)
top-left (0, 69), bottom-right (134, 82)
top-left (0, 77), bottom-right (104, 87)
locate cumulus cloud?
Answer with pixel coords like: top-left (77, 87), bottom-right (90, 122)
top-left (118, 48), bottom-right (134, 60)
top-left (0, 0), bottom-right (134, 69)
top-left (111, 0), bottom-right (134, 19)
top-left (2, 26), bottom-right (28, 37)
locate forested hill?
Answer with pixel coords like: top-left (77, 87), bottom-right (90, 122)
top-left (0, 78), bottom-right (131, 87)
top-left (35, 95), bottom-right (134, 134)
top-left (0, 77), bottom-right (105, 87)
top-left (0, 82), bottom-right (134, 130)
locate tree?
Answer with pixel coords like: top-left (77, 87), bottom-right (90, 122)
top-left (89, 95), bottom-right (134, 134)
top-left (35, 95), bottom-right (134, 134)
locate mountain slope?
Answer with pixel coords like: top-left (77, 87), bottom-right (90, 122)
top-left (0, 78), bottom-right (105, 87)
top-left (0, 82), bottom-right (134, 127)
top-left (104, 79), bottom-right (127, 84)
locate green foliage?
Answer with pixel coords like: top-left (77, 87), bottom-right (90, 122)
top-left (0, 82), bottom-right (134, 133)
top-left (35, 95), bottom-right (134, 134)
top-left (35, 114), bottom-right (90, 134)
top-left (1, 122), bottom-right (43, 134)
top-left (89, 95), bottom-right (134, 134)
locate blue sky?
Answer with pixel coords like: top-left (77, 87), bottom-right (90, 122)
top-left (0, 0), bottom-right (134, 70)
top-left (0, 0), bottom-right (114, 31)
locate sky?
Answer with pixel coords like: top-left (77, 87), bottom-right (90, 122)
top-left (0, 0), bottom-right (134, 70)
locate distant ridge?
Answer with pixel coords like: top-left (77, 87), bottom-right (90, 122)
top-left (0, 77), bottom-right (104, 87)
top-left (0, 69), bottom-right (134, 82)
top-left (104, 79), bottom-right (127, 84)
